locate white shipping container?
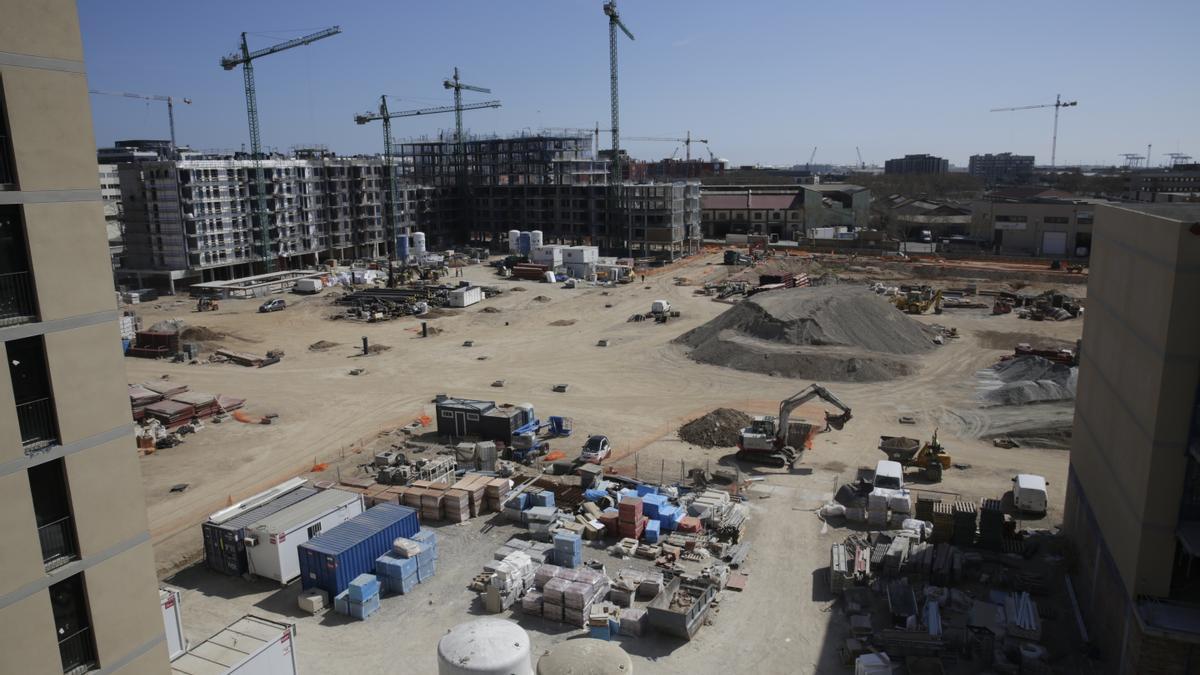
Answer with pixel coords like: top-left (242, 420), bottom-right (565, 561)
top-left (529, 246), bottom-right (563, 267)
top-left (293, 278), bottom-right (323, 294)
top-left (171, 615), bottom-right (298, 675)
top-left (161, 587), bottom-right (186, 661)
top-left (448, 286), bottom-right (484, 307)
top-left (245, 489), bottom-right (363, 584)
top-left (564, 262), bottom-right (595, 280)
top-left (562, 246), bottom-right (599, 264)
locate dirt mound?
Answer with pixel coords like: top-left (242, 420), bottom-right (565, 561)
top-left (533, 295), bottom-right (551, 303)
top-left (979, 356), bottom-right (1077, 405)
top-left (180, 326), bottom-right (224, 341)
top-left (675, 286), bottom-right (935, 382)
top-left (481, 306), bottom-right (502, 314)
top-left (149, 319), bottom-right (186, 334)
top-left (308, 340), bottom-right (339, 351)
top-left (549, 319), bottom-right (576, 326)
top-left (366, 344), bottom-right (392, 353)
top-left (679, 408), bottom-right (753, 448)
top-left (511, 286), bottom-right (527, 292)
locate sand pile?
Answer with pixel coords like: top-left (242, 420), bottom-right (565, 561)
top-left (679, 408), bottom-right (753, 448)
top-left (481, 306), bottom-right (502, 313)
top-left (308, 340), bottom-right (339, 351)
top-left (675, 286), bottom-right (936, 382)
top-left (980, 356), bottom-right (1077, 406)
top-left (180, 326), bottom-right (224, 341)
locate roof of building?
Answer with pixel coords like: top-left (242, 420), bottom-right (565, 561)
top-left (250, 488), bottom-right (361, 534)
top-left (701, 193), bottom-right (800, 210)
top-left (435, 397), bottom-right (496, 413)
top-left (985, 187), bottom-right (1076, 201)
top-left (1105, 202), bottom-right (1200, 222)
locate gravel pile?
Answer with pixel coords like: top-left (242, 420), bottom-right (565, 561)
top-left (675, 286), bottom-right (936, 382)
top-left (180, 326), bottom-right (223, 341)
top-left (981, 356), bottom-right (1077, 406)
top-left (679, 408), bottom-right (753, 448)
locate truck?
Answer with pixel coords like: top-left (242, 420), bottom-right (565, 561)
top-left (170, 615), bottom-right (298, 674)
top-left (293, 278), bottom-right (323, 294)
top-left (878, 431), bottom-right (952, 482)
top-left (737, 383), bottom-right (852, 467)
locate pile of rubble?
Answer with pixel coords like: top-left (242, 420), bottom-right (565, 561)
top-left (678, 408), bottom-right (753, 448)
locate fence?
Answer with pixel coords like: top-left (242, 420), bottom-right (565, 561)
top-left (17, 396), bottom-right (58, 452)
top-left (38, 516), bottom-right (78, 570)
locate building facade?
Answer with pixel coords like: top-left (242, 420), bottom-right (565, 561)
top-left (700, 184), bottom-right (871, 239)
top-left (0, 2), bottom-right (168, 673)
top-left (884, 153), bottom-right (949, 175)
top-left (874, 193), bottom-right (973, 240)
top-left (99, 163), bottom-right (123, 270)
top-left (970, 188), bottom-right (1110, 257)
top-left (1063, 203), bottom-right (1200, 674)
top-left (1126, 164), bottom-right (1200, 202)
top-left (118, 156), bottom-right (422, 291)
top-left (968, 152), bottom-right (1035, 185)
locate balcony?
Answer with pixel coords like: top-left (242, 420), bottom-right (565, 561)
top-left (17, 396), bottom-right (58, 453)
top-left (0, 270), bottom-right (37, 326)
top-left (58, 626), bottom-right (96, 675)
top-left (38, 516), bottom-right (78, 571)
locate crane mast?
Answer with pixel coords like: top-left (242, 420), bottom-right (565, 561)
top-left (990, 94), bottom-right (1077, 168)
top-left (221, 26), bottom-right (341, 272)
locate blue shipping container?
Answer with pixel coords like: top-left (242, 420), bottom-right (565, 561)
top-left (298, 503), bottom-right (420, 598)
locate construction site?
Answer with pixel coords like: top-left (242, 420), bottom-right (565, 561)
top-left (115, 236), bottom-right (1092, 673)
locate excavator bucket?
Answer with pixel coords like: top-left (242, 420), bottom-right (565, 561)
top-left (825, 410), bottom-right (852, 431)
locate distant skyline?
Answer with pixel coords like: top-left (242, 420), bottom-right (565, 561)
top-left (79, 0), bottom-right (1199, 168)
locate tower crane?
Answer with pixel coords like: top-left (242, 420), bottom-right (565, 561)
top-left (355, 96), bottom-right (500, 280)
top-left (1166, 153), bottom-right (1193, 168)
top-left (442, 68), bottom-right (496, 195)
top-left (856, 147), bottom-right (864, 169)
top-left (624, 131), bottom-right (709, 162)
top-left (603, 1), bottom-right (635, 186)
top-left (88, 89), bottom-right (191, 155)
top-left (990, 94), bottom-right (1077, 168)
top-left (220, 26), bottom-right (341, 273)
top-left (807, 146), bottom-right (818, 172)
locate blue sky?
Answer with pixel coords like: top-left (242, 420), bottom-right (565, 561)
top-left (79, 0), bottom-right (1200, 168)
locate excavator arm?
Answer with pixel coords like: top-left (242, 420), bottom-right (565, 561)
top-left (776, 383), bottom-right (853, 440)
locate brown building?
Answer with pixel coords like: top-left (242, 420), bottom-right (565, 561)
top-left (1, 2), bottom-right (168, 673)
top-left (970, 188), bottom-right (1112, 258)
top-left (1064, 203), bottom-right (1200, 673)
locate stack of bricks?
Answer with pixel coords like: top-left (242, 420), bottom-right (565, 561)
top-left (417, 481), bottom-right (450, 522)
top-left (977, 499), bottom-right (1005, 551)
top-left (617, 497), bottom-right (647, 540)
top-left (451, 474), bottom-right (491, 516)
top-left (484, 478), bottom-right (512, 512)
top-left (443, 489), bottom-right (470, 523)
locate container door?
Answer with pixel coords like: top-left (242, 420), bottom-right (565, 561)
top-left (1041, 231), bottom-right (1067, 256)
top-left (453, 411), bottom-right (468, 437)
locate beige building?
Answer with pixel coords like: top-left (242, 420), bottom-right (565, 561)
top-left (1064, 203), bottom-right (1200, 673)
top-left (0, 2), bottom-right (168, 674)
top-left (970, 188), bottom-right (1111, 258)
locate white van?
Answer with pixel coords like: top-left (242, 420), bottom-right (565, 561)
top-left (1012, 474), bottom-right (1048, 515)
top-left (873, 460), bottom-right (904, 490)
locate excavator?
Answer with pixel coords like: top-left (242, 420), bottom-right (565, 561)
top-left (736, 383), bottom-right (852, 468)
top-left (894, 287), bottom-right (943, 314)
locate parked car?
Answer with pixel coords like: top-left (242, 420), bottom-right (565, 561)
top-left (581, 435), bottom-right (611, 463)
top-left (259, 298), bottom-right (287, 313)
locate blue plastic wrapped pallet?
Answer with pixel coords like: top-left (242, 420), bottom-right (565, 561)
top-left (385, 573), bottom-right (418, 595)
top-left (644, 519), bottom-right (661, 543)
top-left (411, 528), bottom-right (437, 547)
top-left (589, 623), bottom-right (611, 640)
top-left (348, 573), bottom-right (380, 603)
top-left (532, 491), bottom-right (555, 508)
top-left (334, 589), bottom-right (350, 615)
top-left (641, 493), bottom-right (667, 518)
top-left (658, 505), bottom-right (681, 531)
top-left (583, 488), bottom-right (607, 502)
top-left (375, 551), bottom-right (418, 581)
top-left (298, 503), bottom-right (420, 598)
top-left (636, 484), bottom-right (659, 497)
top-left (417, 558), bottom-right (437, 582)
top-left (348, 593), bottom-right (380, 620)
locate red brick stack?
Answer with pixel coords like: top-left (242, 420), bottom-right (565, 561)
top-left (617, 497), bottom-right (647, 540)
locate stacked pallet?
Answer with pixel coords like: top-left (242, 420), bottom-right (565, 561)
top-left (128, 384), bottom-right (163, 421)
top-left (978, 499), bottom-right (1006, 551)
top-left (484, 478), bottom-right (513, 512)
top-left (617, 497), bottom-right (648, 540)
top-left (915, 496), bottom-right (939, 522)
top-left (416, 481), bottom-right (450, 522)
top-left (533, 564), bottom-right (610, 628)
top-left (930, 502), bottom-right (953, 544)
top-left (145, 400), bottom-right (195, 428)
top-left (172, 391), bottom-right (219, 418)
top-left (443, 489), bottom-right (470, 523)
top-left (450, 474), bottom-right (491, 516)
top-left (952, 501), bottom-right (978, 547)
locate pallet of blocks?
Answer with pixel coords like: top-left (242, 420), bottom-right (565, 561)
top-left (417, 481), bottom-right (450, 522)
top-left (533, 563), bottom-right (611, 628)
top-left (451, 474), bottom-right (491, 516)
top-left (930, 502), bottom-right (953, 543)
top-left (484, 477), bottom-right (513, 513)
top-left (443, 489), bottom-right (470, 523)
top-left (977, 498), bottom-right (1005, 551)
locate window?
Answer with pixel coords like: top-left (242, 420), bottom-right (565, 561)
top-left (1077, 212), bottom-right (1094, 225)
top-left (466, 413), bottom-right (479, 421)
top-left (307, 522), bottom-right (322, 539)
top-left (0, 206), bottom-right (38, 325)
top-left (29, 459), bottom-right (78, 569)
top-left (7, 336), bottom-right (59, 451)
top-left (49, 574), bottom-right (96, 674)
top-left (995, 215), bottom-right (1028, 223)
top-left (1044, 216), bottom-right (1069, 224)
top-left (441, 410), bottom-right (453, 418)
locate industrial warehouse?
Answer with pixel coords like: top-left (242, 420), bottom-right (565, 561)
top-left (3, 2), bottom-right (1200, 675)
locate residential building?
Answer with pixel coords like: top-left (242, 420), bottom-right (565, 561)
top-left (970, 187), bottom-right (1112, 257)
top-left (96, 139), bottom-right (173, 164)
top-left (1, 1), bottom-right (168, 673)
top-left (884, 153), bottom-right (949, 175)
top-left (118, 156), bottom-right (421, 291)
top-left (968, 152), bottom-right (1035, 185)
top-left (874, 193), bottom-right (973, 241)
top-left (1064, 203), bottom-right (1200, 673)
top-left (700, 184), bottom-right (871, 239)
top-left (98, 163), bottom-right (122, 269)
top-left (1126, 163), bottom-right (1200, 202)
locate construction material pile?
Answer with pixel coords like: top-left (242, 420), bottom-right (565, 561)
top-left (675, 286), bottom-right (936, 382)
top-left (980, 356), bottom-right (1077, 406)
top-left (678, 408), bottom-right (753, 448)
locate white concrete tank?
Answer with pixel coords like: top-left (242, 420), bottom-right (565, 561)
top-left (508, 230), bottom-right (521, 254)
top-left (437, 618), bottom-right (532, 675)
top-left (413, 232), bottom-right (427, 256)
top-left (529, 230), bottom-right (544, 250)
top-left (537, 639), bottom-right (633, 674)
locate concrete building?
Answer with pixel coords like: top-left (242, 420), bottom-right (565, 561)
top-left (118, 156), bottom-right (421, 291)
top-left (970, 188), bottom-right (1111, 258)
top-left (968, 152), bottom-right (1035, 185)
top-left (1063, 203), bottom-right (1200, 673)
top-left (884, 153), bottom-right (949, 175)
top-left (96, 139), bottom-right (173, 164)
top-left (699, 184), bottom-right (871, 239)
top-left (98, 163), bottom-right (122, 269)
top-left (1126, 163), bottom-right (1200, 202)
top-left (874, 193), bottom-right (973, 241)
top-left (0, 1), bottom-right (168, 673)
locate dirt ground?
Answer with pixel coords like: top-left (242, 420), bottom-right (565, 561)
top-left (128, 251), bottom-right (1083, 672)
